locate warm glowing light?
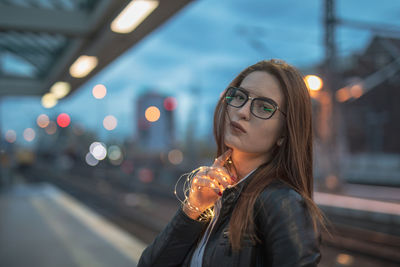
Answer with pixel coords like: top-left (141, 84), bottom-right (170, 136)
top-left (5, 130), bottom-right (16, 143)
top-left (304, 75), bottom-right (323, 91)
top-left (103, 115), bottom-right (118, 130)
top-left (138, 168), bottom-right (153, 183)
top-left (23, 128), bottom-right (35, 142)
top-left (69, 55), bottom-right (98, 78)
top-left (325, 175), bottom-right (339, 190)
top-left (350, 84), bottom-right (363, 99)
top-left (335, 87), bottom-right (351, 102)
top-left (111, 0), bottom-right (159, 34)
top-left (336, 254), bottom-right (354, 265)
top-left (168, 149), bottom-right (183, 165)
top-left (89, 142), bottom-right (107, 160)
top-left (85, 152), bottom-right (99, 166)
top-left (37, 114), bottom-right (50, 128)
top-left (145, 106), bottom-right (160, 122)
top-left (45, 121), bottom-right (57, 135)
top-left (164, 97), bottom-right (177, 111)
top-left (92, 84), bottom-right (107, 99)
top-left (57, 113), bottom-right (71, 128)
top-left (50, 81), bottom-right (70, 99)
top-left (41, 93), bottom-right (58, 108)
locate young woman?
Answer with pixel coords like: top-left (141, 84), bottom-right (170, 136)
top-left (138, 59), bottom-right (328, 267)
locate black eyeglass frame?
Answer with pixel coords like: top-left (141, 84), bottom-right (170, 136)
top-left (224, 86), bottom-right (287, 120)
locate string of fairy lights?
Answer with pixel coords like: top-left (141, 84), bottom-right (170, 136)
top-left (174, 167), bottom-right (216, 222)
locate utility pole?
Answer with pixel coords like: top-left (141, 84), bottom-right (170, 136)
top-left (317, 0), bottom-right (344, 191)
top-left (325, 0), bottom-right (337, 70)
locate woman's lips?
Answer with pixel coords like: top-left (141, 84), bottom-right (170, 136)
top-left (230, 121), bottom-right (246, 134)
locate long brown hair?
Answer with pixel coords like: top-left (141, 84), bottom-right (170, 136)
top-left (213, 59), bottom-right (330, 252)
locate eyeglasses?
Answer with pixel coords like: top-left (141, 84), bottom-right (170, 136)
top-left (224, 87), bottom-right (287, 120)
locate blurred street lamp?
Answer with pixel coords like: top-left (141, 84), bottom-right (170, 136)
top-left (305, 75), bottom-right (324, 91)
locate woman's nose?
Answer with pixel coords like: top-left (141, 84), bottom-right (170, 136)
top-left (236, 100), bottom-right (251, 120)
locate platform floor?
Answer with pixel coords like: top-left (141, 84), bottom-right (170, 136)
top-left (0, 183), bottom-right (147, 267)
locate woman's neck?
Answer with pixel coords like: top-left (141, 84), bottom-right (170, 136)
top-left (230, 150), bottom-right (270, 181)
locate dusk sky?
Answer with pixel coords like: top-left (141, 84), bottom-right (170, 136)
top-left (3, 0), bottom-right (400, 146)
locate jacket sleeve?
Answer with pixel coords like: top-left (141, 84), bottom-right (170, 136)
top-left (254, 187), bottom-right (321, 267)
top-left (137, 206), bottom-right (209, 267)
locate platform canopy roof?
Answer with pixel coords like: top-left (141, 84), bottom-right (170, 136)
top-left (0, 0), bottom-right (191, 97)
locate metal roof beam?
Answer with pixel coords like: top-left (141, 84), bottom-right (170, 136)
top-left (0, 76), bottom-right (44, 96)
top-left (0, 4), bottom-right (92, 36)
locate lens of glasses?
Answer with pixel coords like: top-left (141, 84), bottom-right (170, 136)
top-left (225, 87), bottom-right (247, 107)
top-left (252, 99), bottom-right (275, 119)
top-left (225, 87), bottom-right (277, 119)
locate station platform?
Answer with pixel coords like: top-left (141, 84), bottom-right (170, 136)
top-left (0, 183), bottom-right (147, 267)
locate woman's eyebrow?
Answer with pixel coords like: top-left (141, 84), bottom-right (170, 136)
top-left (238, 86), bottom-right (272, 100)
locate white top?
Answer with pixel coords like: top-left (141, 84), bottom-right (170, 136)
top-left (189, 168), bottom-right (257, 267)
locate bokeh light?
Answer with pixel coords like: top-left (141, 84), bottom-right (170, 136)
top-left (304, 75), bottom-right (323, 91)
top-left (121, 160), bottom-right (134, 174)
top-left (89, 142), bottom-right (107, 160)
top-left (70, 55), bottom-right (98, 78)
top-left (325, 174), bottom-right (339, 190)
top-left (41, 93), bottom-right (58, 108)
top-left (108, 145), bottom-right (122, 160)
top-left (335, 87), bottom-right (351, 102)
top-left (336, 253), bottom-right (354, 265)
top-left (108, 145), bottom-right (123, 165)
top-left (350, 84), bottom-right (363, 99)
top-left (168, 149), bottom-right (183, 165)
top-left (85, 152), bottom-right (99, 166)
top-left (103, 115), bottom-right (118, 130)
top-left (138, 168), bottom-right (153, 183)
top-left (5, 130), bottom-right (16, 143)
top-left (45, 121), bottom-right (57, 135)
top-left (164, 97), bottom-right (177, 111)
top-left (57, 113), bottom-right (71, 128)
top-left (23, 128), bottom-right (35, 142)
top-left (37, 114), bottom-right (50, 128)
top-left (92, 84), bottom-right (107, 99)
top-left (145, 106), bottom-right (160, 122)
top-left (50, 81), bottom-right (70, 99)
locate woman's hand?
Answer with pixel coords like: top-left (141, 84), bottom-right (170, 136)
top-left (183, 149), bottom-right (235, 219)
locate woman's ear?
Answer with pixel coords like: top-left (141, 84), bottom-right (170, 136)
top-left (277, 137), bottom-right (285, 146)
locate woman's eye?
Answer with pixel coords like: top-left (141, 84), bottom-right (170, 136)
top-left (262, 106), bottom-right (273, 113)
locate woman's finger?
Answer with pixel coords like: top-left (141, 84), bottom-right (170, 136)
top-left (206, 167), bottom-right (232, 188)
top-left (212, 149), bottom-right (232, 168)
top-left (192, 176), bottom-right (223, 195)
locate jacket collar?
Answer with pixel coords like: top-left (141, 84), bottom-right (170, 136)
top-left (220, 166), bottom-right (260, 209)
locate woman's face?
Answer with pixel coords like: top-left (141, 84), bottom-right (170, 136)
top-left (224, 71), bottom-right (286, 158)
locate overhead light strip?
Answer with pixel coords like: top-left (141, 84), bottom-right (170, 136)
top-left (69, 55), bottom-right (98, 78)
top-left (111, 0), bottom-right (159, 34)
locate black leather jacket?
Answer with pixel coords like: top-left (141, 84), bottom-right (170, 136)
top-left (138, 175), bottom-right (321, 267)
